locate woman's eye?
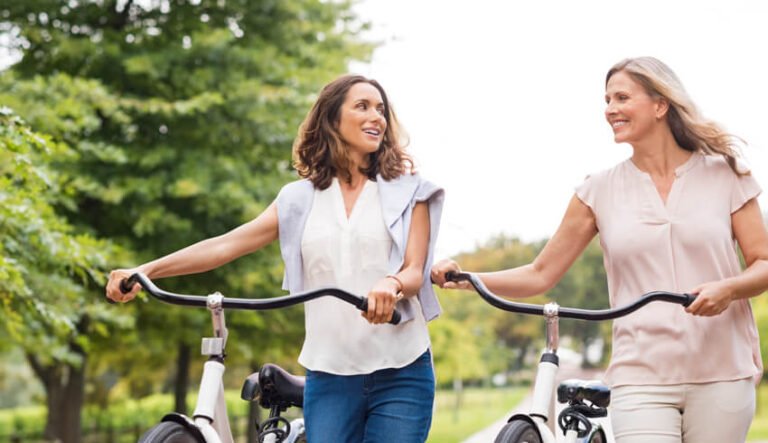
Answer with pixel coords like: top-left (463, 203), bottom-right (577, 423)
top-left (356, 102), bottom-right (367, 110)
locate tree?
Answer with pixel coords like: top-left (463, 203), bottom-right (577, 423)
top-left (0, 108), bottom-right (126, 442)
top-left (1, 0), bottom-right (373, 440)
top-left (547, 239), bottom-right (609, 367)
top-left (453, 235), bottom-right (546, 372)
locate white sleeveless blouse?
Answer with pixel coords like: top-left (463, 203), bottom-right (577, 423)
top-left (297, 178), bottom-right (430, 375)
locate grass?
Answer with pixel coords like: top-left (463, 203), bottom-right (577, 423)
top-left (427, 386), bottom-right (528, 443)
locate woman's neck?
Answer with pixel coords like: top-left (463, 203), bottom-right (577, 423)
top-left (338, 169), bottom-right (368, 190)
top-left (630, 129), bottom-right (691, 178)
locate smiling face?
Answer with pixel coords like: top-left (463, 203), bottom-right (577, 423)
top-left (605, 70), bottom-right (667, 145)
top-left (337, 82), bottom-right (387, 164)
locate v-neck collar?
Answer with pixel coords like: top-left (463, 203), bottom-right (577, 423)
top-left (331, 178), bottom-right (373, 224)
top-left (626, 151), bottom-right (701, 179)
top-left (624, 152), bottom-right (702, 212)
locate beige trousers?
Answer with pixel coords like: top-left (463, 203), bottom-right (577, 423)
top-left (610, 378), bottom-right (756, 443)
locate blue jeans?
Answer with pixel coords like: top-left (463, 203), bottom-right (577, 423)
top-left (303, 349), bottom-right (435, 443)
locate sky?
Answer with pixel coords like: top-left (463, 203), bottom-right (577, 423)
top-left (350, 0), bottom-right (768, 258)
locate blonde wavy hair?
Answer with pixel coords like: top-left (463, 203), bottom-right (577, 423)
top-left (607, 57), bottom-right (747, 176)
top-left (292, 74), bottom-right (413, 190)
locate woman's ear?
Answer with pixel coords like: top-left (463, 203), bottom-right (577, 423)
top-left (655, 97), bottom-right (670, 120)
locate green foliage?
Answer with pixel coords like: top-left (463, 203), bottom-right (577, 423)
top-left (0, 109), bottom-right (124, 367)
top-left (753, 295), bottom-right (768, 381)
top-left (445, 235), bottom-right (548, 378)
top-left (0, 389), bottom-right (271, 436)
top-left (438, 234), bottom-right (612, 381)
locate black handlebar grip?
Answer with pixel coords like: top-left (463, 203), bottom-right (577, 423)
top-left (682, 293), bottom-right (695, 307)
top-left (358, 299), bottom-right (402, 325)
top-left (108, 275), bottom-right (138, 304)
top-left (390, 309), bottom-right (401, 325)
top-left (445, 271), bottom-right (471, 282)
top-left (119, 276), bottom-right (136, 294)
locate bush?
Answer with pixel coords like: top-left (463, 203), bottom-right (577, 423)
top-left (0, 390), bottom-right (261, 438)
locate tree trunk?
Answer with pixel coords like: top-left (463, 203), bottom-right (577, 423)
top-left (27, 331), bottom-right (87, 443)
top-left (174, 341), bottom-right (191, 415)
top-left (452, 377), bottom-right (463, 423)
top-left (514, 342), bottom-right (529, 371)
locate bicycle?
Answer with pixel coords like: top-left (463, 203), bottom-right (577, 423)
top-left (116, 272), bottom-right (402, 443)
top-left (445, 271), bottom-right (693, 443)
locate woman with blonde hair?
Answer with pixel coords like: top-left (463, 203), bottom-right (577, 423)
top-left (432, 56), bottom-right (768, 442)
top-left (108, 74), bottom-right (444, 442)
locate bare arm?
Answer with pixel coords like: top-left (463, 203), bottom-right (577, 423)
top-left (365, 201), bottom-right (430, 323)
top-left (687, 198), bottom-right (768, 315)
top-left (432, 195), bottom-right (598, 298)
top-left (106, 202), bottom-right (279, 302)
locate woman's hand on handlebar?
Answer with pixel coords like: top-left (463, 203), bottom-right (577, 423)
top-left (685, 280), bottom-right (734, 316)
top-left (364, 277), bottom-right (402, 324)
top-left (430, 259), bottom-right (471, 290)
top-left (106, 269), bottom-right (141, 303)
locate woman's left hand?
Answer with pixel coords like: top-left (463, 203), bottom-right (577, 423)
top-left (686, 280), bottom-right (735, 316)
top-left (363, 277), bottom-right (402, 324)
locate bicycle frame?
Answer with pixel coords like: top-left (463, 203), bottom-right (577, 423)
top-left (446, 271), bottom-right (693, 443)
top-left (522, 303), bottom-right (592, 443)
top-left (121, 272), bottom-right (401, 443)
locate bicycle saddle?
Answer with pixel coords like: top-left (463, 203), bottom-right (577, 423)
top-left (557, 379), bottom-right (610, 408)
top-left (241, 363), bottom-right (305, 410)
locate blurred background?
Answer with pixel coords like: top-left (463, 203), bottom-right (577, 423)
top-left (1, 1), bottom-right (767, 442)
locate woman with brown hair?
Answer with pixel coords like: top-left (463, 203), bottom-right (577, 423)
top-left (432, 57), bottom-right (768, 442)
top-left (107, 74), bottom-right (443, 442)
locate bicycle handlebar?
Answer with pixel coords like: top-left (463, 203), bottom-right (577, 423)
top-left (445, 271), bottom-right (694, 320)
top-left (119, 273), bottom-right (402, 325)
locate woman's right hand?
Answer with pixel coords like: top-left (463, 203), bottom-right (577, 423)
top-left (430, 259), bottom-right (471, 290)
top-left (105, 268), bottom-right (142, 303)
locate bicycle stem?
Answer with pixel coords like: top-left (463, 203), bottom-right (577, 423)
top-left (544, 302), bottom-right (559, 354)
top-left (199, 292), bottom-right (229, 359)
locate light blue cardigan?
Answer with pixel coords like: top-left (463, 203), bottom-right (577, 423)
top-left (275, 173), bottom-right (444, 323)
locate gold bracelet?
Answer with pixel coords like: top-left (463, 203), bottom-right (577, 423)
top-left (385, 274), bottom-right (404, 293)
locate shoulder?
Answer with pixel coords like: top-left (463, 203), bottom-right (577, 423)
top-left (580, 161), bottom-right (622, 187)
top-left (379, 172), bottom-right (444, 202)
top-left (277, 179), bottom-right (314, 202)
top-left (699, 153), bottom-right (751, 176)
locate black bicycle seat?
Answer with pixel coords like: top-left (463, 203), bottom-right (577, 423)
top-left (241, 363), bottom-right (305, 410)
top-left (557, 379), bottom-right (611, 408)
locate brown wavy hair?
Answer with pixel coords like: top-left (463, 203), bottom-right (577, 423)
top-left (607, 57), bottom-right (747, 176)
top-left (292, 74), bottom-right (413, 189)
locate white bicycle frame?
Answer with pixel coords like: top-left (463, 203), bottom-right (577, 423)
top-left (187, 292), bottom-right (235, 443)
top-left (178, 292), bottom-right (303, 443)
top-left (513, 302), bottom-right (604, 443)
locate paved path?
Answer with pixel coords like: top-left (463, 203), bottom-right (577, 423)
top-left (462, 361), bottom-right (614, 443)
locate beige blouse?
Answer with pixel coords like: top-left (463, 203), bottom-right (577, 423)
top-left (576, 152), bottom-right (763, 387)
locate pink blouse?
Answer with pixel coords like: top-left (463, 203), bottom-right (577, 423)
top-left (575, 152), bottom-right (763, 387)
